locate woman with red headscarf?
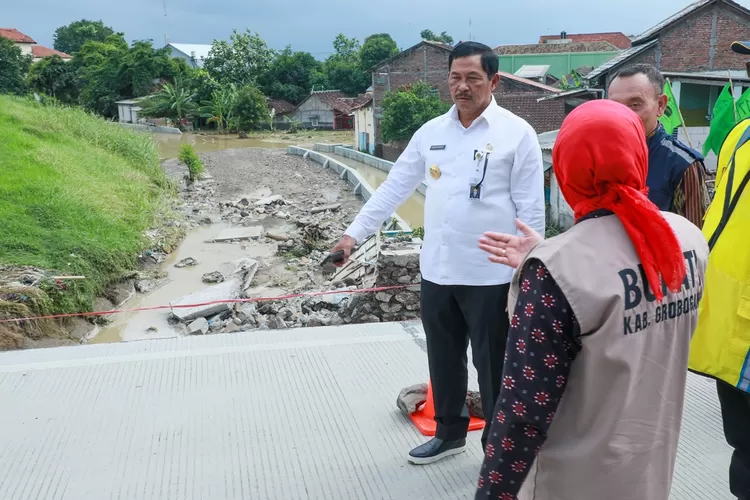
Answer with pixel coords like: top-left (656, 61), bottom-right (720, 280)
top-left (474, 100), bottom-right (708, 500)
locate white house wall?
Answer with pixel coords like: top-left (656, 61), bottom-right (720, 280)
top-left (549, 169), bottom-right (575, 230)
top-left (678, 127), bottom-right (717, 172)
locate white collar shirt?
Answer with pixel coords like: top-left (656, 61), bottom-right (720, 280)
top-left (345, 97), bottom-right (546, 286)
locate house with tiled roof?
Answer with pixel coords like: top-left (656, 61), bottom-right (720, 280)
top-left (538, 31), bottom-right (632, 50)
top-left (494, 41), bottom-right (620, 80)
top-left (290, 90), bottom-right (371, 130)
top-left (582, 0), bottom-right (750, 169)
top-left (0, 28), bottom-right (72, 62)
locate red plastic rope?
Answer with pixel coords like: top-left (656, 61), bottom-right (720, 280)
top-left (0, 284), bottom-right (419, 324)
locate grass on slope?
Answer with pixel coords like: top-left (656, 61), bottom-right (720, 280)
top-left (0, 95), bottom-right (174, 315)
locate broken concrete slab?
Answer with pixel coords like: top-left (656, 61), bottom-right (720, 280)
top-left (213, 226), bottom-right (263, 242)
top-left (311, 203), bottom-right (341, 214)
top-left (254, 195), bottom-right (283, 206)
top-left (170, 279), bottom-right (240, 322)
top-left (187, 317), bottom-right (209, 335)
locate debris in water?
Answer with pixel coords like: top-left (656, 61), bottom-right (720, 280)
top-left (174, 257), bottom-right (199, 268)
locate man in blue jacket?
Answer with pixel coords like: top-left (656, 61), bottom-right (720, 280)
top-left (608, 63), bottom-right (710, 227)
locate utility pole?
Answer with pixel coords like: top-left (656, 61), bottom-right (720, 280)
top-left (469, 19), bottom-right (472, 42)
top-left (163, 0), bottom-right (168, 45)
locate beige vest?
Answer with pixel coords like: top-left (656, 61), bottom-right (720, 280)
top-left (510, 212), bottom-right (708, 500)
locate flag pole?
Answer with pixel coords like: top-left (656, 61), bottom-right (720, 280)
top-left (729, 70), bottom-right (738, 123)
top-left (667, 78), bottom-right (695, 149)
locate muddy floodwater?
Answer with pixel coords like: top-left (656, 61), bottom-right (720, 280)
top-left (330, 153), bottom-right (425, 229)
top-left (153, 133), bottom-right (289, 159)
top-left (90, 221), bottom-right (283, 344)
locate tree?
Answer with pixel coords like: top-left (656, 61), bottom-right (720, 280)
top-left (74, 34), bottom-right (130, 117)
top-left (139, 80), bottom-right (198, 126)
top-left (380, 81), bottom-right (450, 143)
top-left (324, 34), bottom-right (369, 96)
top-left (200, 85), bottom-right (237, 131)
top-left (204, 29), bottom-right (274, 87)
top-left (0, 37), bottom-right (32, 95)
top-left (420, 29), bottom-right (454, 45)
top-left (122, 40), bottom-right (180, 97)
top-left (28, 55), bottom-right (79, 103)
top-left (360, 34), bottom-right (399, 71)
top-left (258, 47), bottom-right (325, 104)
top-left (74, 35), bottom-right (192, 118)
top-left (53, 20), bottom-right (116, 55)
top-left (233, 85), bottom-right (269, 131)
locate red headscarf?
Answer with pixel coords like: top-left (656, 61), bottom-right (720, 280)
top-left (552, 99), bottom-right (686, 301)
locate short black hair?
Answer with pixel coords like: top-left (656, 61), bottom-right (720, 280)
top-left (614, 63), bottom-right (665, 98)
top-left (449, 42), bottom-right (499, 79)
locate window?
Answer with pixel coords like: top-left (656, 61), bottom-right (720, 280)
top-left (310, 115), bottom-right (319, 127)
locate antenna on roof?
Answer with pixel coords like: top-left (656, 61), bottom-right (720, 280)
top-left (163, 0), bottom-right (168, 45)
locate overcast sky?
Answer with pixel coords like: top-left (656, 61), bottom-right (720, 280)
top-left (6, 0), bottom-right (749, 56)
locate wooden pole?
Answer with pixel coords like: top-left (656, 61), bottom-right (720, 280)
top-left (667, 78), bottom-right (695, 149)
top-left (729, 70), bottom-right (738, 123)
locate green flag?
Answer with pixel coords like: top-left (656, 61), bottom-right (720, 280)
top-left (659, 80), bottom-right (683, 135)
top-left (703, 83), bottom-right (736, 156)
top-left (737, 88), bottom-right (750, 121)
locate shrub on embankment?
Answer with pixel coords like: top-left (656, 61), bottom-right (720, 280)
top-left (0, 95), bottom-right (174, 346)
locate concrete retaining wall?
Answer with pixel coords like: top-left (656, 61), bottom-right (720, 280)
top-left (314, 144), bottom-right (428, 197)
top-left (287, 146), bottom-right (411, 233)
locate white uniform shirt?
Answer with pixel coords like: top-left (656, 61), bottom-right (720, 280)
top-left (345, 97), bottom-right (546, 286)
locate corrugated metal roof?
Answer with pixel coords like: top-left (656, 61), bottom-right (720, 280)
top-left (514, 65), bottom-right (551, 79)
top-left (585, 40), bottom-right (659, 81)
top-left (663, 70), bottom-right (750, 81)
top-left (537, 129), bottom-right (559, 150)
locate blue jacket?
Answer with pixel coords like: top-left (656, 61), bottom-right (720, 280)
top-left (646, 124), bottom-right (704, 211)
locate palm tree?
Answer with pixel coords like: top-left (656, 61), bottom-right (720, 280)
top-left (139, 80), bottom-right (198, 127)
top-left (199, 86), bottom-right (237, 132)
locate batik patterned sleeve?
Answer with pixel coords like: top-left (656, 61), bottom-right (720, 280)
top-left (475, 259), bottom-right (582, 500)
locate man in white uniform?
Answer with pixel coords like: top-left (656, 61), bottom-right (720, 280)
top-left (331, 42), bottom-right (545, 464)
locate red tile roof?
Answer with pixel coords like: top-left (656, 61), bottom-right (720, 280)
top-left (351, 94), bottom-right (373, 111)
top-left (307, 91), bottom-right (372, 115)
top-left (539, 32), bottom-right (632, 50)
top-left (0, 28), bottom-right (36, 44)
top-left (31, 45), bottom-right (72, 59)
top-left (495, 41), bottom-right (619, 55)
top-left (267, 98), bottom-right (295, 115)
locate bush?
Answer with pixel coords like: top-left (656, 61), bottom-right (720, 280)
top-left (233, 85), bottom-right (270, 132)
top-left (380, 81), bottom-right (451, 143)
top-left (178, 144), bottom-right (204, 181)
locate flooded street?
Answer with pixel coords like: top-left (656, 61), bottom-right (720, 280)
top-left (153, 132), bottom-right (289, 158)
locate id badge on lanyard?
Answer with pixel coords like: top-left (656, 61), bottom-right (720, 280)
top-left (469, 149), bottom-right (490, 201)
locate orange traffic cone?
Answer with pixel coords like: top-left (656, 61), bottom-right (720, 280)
top-left (409, 380), bottom-right (485, 436)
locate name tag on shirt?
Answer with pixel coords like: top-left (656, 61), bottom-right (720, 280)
top-left (429, 145), bottom-right (446, 150)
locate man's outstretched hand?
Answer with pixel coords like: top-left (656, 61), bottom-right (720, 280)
top-left (478, 219), bottom-right (543, 269)
top-left (330, 235), bottom-right (357, 267)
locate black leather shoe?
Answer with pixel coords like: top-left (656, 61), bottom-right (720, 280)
top-left (407, 437), bottom-right (466, 465)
